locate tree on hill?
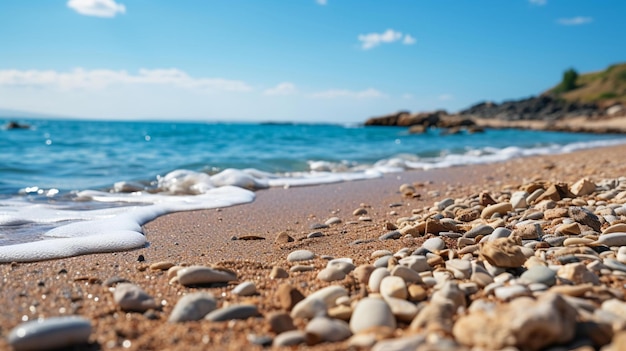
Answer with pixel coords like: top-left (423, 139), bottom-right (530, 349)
top-left (554, 68), bottom-right (579, 94)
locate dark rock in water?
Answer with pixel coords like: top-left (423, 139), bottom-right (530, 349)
top-left (4, 121), bottom-right (31, 130)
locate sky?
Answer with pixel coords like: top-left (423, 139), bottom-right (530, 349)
top-left (0, 0), bottom-right (625, 123)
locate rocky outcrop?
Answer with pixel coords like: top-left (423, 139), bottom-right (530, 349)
top-left (459, 95), bottom-right (601, 121)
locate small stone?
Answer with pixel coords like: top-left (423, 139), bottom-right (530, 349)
top-left (410, 299), bottom-right (456, 334)
top-left (445, 259), bottom-right (472, 280)
top-left (422, 237), bottom-right (446, 252)
top-left (326, 259), bottom-right (355, 273)
top-left (290, 265), bottom-right (315, 272)
top-left (617, 246), bottom-right (626, 264)
top-left (275, 231), bottom-right (294, 243)
top-left (384, 296), bottom-right (418, 322)
top-left (270, 266), bottom-right (289, 279)
top-left (168, 292), bottom-right (217, 322)
top-left (368, 267), bottom-right (390, 293)
top-left (232, 281), bottom-right (257, 296)
top-left (267, 312), bottom-right (296, 333)
top-left (408, 284), bottom-right (428, 302)
top-left (317, 267), bottom-right (346, 282)
top-left (594, 233), bottom-right (626, 247)
top-left (379, 276), bottom-right (408, 300)
top-left (177, 266), bottom-right (237, 286)
top-left (328, 304), bottom-right (353, 320)
top-left (373, 255), bottom-right (392, 268)
top-left (8, 316), bottom-right (92, 351)
top-left (353, 208), bottom-right (367, 216)
top-left (349, 298), bottom-right (396, 333)
top-left (464, 224), bottom-right (494, 238)
top-left (273, 330), bottom-right (306, 347)
top-left (603, 224), bottom-right (626, 234)
top-left (353, 264), bottom-right (376, 284)
top-left (113, 283), bottom-right (158, 312)
top-left (569, 207), bottom-right (601, 232)
top-left (557, 222), bottom-right (581, 236)
top-left (379, 230), bottom-right (401, 240)
top-left (287, 249), bottom-right (315, 262)
top-left (305, 316), bottom-right (352, 344)
top-left (494, 284), bottom-right (531, 301)
top-left (276, 284), bottom-right (305, 311)
top-left (520, 265), bottom-right (557, 286)
top-left (571, 178), bottom-right (596, 196)
top-left (479, 237), bottom-right (527, 268)
top-left (481, 202), bottom-right (513, 219)
top-left (489, 227), bottom-right (512, 240)
top-left (510, 191), bottom-right (529, 209)
top-left (398, 255), bottom-right (431, 272)
top-left (390, 265), bottom-right (423, 284)
top-left (149, 261), bottom-right (175, 271)
top-left (371, 334), bottom-right (426, 351)
top-left (557, 263), bottom-right (600, 285)
top-left (307, 231), bottom-right (324, 238)
top-left (310, 223), bottom-right (329, 230)
top-left (604, 258), bottom-right (626, 272)
top-left (204, 304), bottom-right (259, 321)
top-left (325, 217), bottom-right (342, 225)
top-left (425, 219), bottom-right (458, 235)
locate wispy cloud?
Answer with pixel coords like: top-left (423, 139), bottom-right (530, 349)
top-left (264, 82), bottom-right (297, 96)
top-left (67, 0), bottom-right (126, 18)
top-left (438, 94), bottom-right (454, 101)
top-left (316, 0), bottom-right (327, 5)
top-left (0, 68), bottom-right (253, 92)
top-left (309, 88), bottom-right (385, 99)
top-left (557, 16), bottom-right (593, 26)
top-left (357, 29), bottom-right (416, 50)
top-left (529, 0), bottom-right (547, 6)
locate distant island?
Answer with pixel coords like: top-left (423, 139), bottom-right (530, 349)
top-left (365, 62), bottom-right (626, 134)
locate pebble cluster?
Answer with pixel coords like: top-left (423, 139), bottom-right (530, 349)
top-left (5, 176), bottom-right (626, 350)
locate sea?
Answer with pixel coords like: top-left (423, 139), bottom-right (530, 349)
top-left (1, 118), bottom-right (625, 262)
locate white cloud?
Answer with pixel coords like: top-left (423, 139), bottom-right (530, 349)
top-left (316, 0), bottom-right (327, 5)
top-left (438, 94), bottom-right (454, 101)
top-left (264, 82), bottom-right (297, 96)
top-left (0, 68), bottom-right (253, 92)
top-left (557, 16), bottom-right (593, 26)
top-left (403, 34), bottom-right (417, 45)
top-left (67, 0), bottom-right (126, 18)
top-left (402, 93), bottom-right (414, 100)
top-left (358, 29), bottom-right (416, 50)
top-left (310, 88), bottom-right (385, 99)
top-left (529, 0), bottom-right (547, 6)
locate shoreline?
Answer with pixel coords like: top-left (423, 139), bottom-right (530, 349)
top-left (2, 144), bottom-right (626, 350)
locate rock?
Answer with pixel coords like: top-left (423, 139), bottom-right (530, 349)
top-left (431, 281), bottom-right (466, 310)
top-left (594, 232), bottom-right (626, 247)
top-left (177, 266), bottom-right (237, 286)
top-left (307, 231), bottom-right (324, 238)
top-left (408, 284), bottom-right (428, 302)
top-left (556, 222), bottom-right (581, 236)
top-left (618, 246), bottom-right (626, 264)
top-left (379, 276), bottom-right (408, 300)
top-left (512, 223), bottom-right (542, 240)
top-left (270, 266), bottom-right (289, 279)
top-left (453, 293), bottom-right (577, 351)
top-left (410, 299), bottom-right (456, 334)
top-left (571, 178), bottom-right (596, 196)
top-left (232, 281), bottom-right (257, 296)
top-left (422, 237), bottom-right (446, 251)
top-left (325, 217), bottom-right (342, 225)
top-left (494, 284), bottom-right (531, 301)
top-left (445, 259), bottom-right (472, 279)
top-left (464, 224), bottom-right (494, 238)
top-left (149, 261), bottom-right (175, 270)
top-left (317, 267), bottom-right (346, 282)
top-left (267, 312), bottom-right (296, 333)
top-left (349, 298), bottom-right (396, 333)
top-left (8, 316), bottom-right (92, 351)
top-left (557, 263), bottom-right (600, 285)
top-left (520, 265), bottom-right (557, 286)
top-left (168, 292), bottom-right (217, 322)
top-left (291, 298), bottom-right (327, 320)
top-left (373, 255), bottom-right (393, 268)
top-left (287, 249), bottom-right (315, 262)
top-left (204, 304), bottom-right (259, 321)
top-left (384, 296), bottom-right (419, 322)
top-left (113, 283), bottom-right (158, 312)
top-left (371, 334), bottom-right (426, 351)
top-left (398, 255), bottom-right (431, 272)
top-left (604, 258), bottom-right (626, 272)
top-left (327, 259), bottom-right (355, 273)
top-left (481, 202), bottom-right (513, 219)
top-left (390, 265), bottom-right (423, 284)
top-left (569, 207), bottom-right (601, 232)
top-left (353, 264), bottom-right (376, 284)
top-left (305, 316), bottom-right (352, 344)
top-left (489, 227), bottom-right (512, 240)
top-left (290, 265), bottom-right (315, 272)
top-left (275, 231), bottom-right (294, 243)
top-left (510, 191), bottom-right (529, 209)
top-left (603, 224), bottom-right (626, 234)
top-left (479, 237), bottom-right (527, 268)
top-left (425, 219), bottom-right (457, 235)
top-left (379, 230), bottom-right (401, 240)
top-left (276, 284), bottom-right (305, 310)
top-left (273, 330), bottom-right (306, 347)
top-left (368, 267), bottom-right (390, 293)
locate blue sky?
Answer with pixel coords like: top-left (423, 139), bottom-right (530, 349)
top-left (0, 0), bottom-right (624, 122)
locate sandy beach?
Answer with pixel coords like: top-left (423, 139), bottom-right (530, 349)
top-left (2, 144), bottom-right (626, 350)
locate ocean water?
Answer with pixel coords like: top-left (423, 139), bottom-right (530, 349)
top-left (1, 118), bottom-right (625, 262)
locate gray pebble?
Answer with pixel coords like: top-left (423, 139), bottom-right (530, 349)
top-left (488, 227), bottom-right (512, 241)
top-left (168, 292), bottom-right (217, 322)
top-left (350, 298), bottom-right (396, 333)
top-left (287, 249), bottom-right (315, 262)
top-left (273, 330), bottom-right (306, 347)
top-left (464, 224), bottom-right (494, 238)
top-left (205, 304), bottom-right (259, 322)
top-left (520, 265), bottom-right (557, 286)
top-left (379, 230), bottom-right (401, 240)
top-left (113, 283), bottom-right (158, 312)
top-left (604, 258), bottom-right (626, 273)
top-left (317, 267), bottom-right (346, 282)
top-left (232, 281), bottom-right (257, 296)
top-left (373, 255), bottom-right (393, 268)
top-left (305, 316), bottom-right (352, 343)
top-left (8, 316), bottom-right (92, 351)
top-left (177, 266), bottom-right (237, 286)
top-left (422, 237), bottom-right (446, 251)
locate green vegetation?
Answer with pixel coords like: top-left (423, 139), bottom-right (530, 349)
top-left (546, 62), bottom-right (626, 105)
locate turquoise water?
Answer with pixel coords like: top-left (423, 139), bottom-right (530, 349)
top-left (1, 118), bottom-right (625, 261)
top-left (2, 118), bottom-right (624, 195)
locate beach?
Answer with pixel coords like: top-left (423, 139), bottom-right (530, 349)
top-left (2, 144), bottom-right (626, 350)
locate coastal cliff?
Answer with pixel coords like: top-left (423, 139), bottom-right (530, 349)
top-left (365, 63), bottom-right (626, 134)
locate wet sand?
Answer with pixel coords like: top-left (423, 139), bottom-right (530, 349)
top-left (2, 144), bottom-right (626, 350)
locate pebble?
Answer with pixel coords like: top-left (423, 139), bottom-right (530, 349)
top-left (481, 202), bottom-right (513, 219)
top-left (276, 284), bottom-right (305, 311)
top-left (603, 224), bottom-right (626, 234)
top-left (8, 316), bottom-right (92, 351)
top-left (371, 334), bottom-right (426, 351)
top-left (326, 259), bottom-right (355, 273)
top-left (379, 230), bottom-right (401, 240)
top-left (464, 224), bottom-right (494, 238)
top-left (617, 246), bottom-right (626, 264)
top-left (287, 249), bottom-right (315, 262)
top-left (204, 304), bottom-right (259, 322)
top-left (290, 265), bottom-right (315, 272)
top-left (390, 265), bottom-right (423, 284)
top-left (267, 312), bottom-right (296, 333)
top-left (371, 249), bottom-right (393, 258)
top-left (379, 276), bottom-right (408, 299)
top-left (317, 267), bottom-right (346, 282)
top-left (604, 258), bottom-right (626, 273)
top-left (324, 217), bottom-right (342, 225)
top-left (349, 298), bottom-right (396, 333)
top-left (398, 255), bottom-right (430, 272)
top-left (232, 281), bottom-right (257, 296)
top-left (307, 231), bottom-right (324, 238)
top-left (384, 296), bottom-right (419, 322)
top-left (445, 259), bottom-right (472, 279)
top-left (305, 316), bottom-right (352, 343)
top-left (520, 265), bottom-right (557, 286)
top-left (177, 266), bottom-right (237, 286)
top-left (168, 292), bottom-right (217, 322)
top-left (494, 284), bottom-right (531, 301)
top-left (353, 264), bottom-right (376, 284)
top-left (270, 266), bottom-right (289, 279)
top-left (368, 267), bottom-right (390, 293)
top-left (113, 283), bottom-right (158, 312)
top-left (594, 233), bottom-right (626, 247)
top-left (149, 261), bottom-right (175, 270)
top-left (373, 255), bottom-right (393, 268)
top-left (273, 330), bottom-right (306, 347)
top-left (422, 237), bottom-right (446, 252)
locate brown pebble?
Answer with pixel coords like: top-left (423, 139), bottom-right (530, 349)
top-left (276, 283), bottom-right (305, 311)
top-left (149, 261), bottom-right (175, 271)
top-left (267, 312), bottom-right (296, 333)
top-left (270, 266), bottom-right (289, 279)
top-left (407, 284), bottom-right (427, 302)
top-left (275, 231), bottom-right (294, 244)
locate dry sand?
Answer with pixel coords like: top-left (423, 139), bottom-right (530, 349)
top-left (2, 144), bottom-right (626, 350)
